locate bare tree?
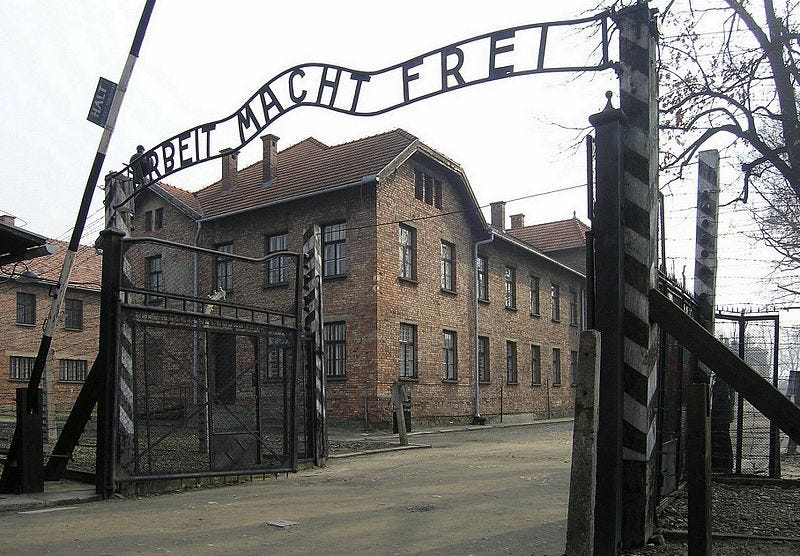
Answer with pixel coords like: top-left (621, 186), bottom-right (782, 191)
top-left (658, 0), bottom-right (800, 291)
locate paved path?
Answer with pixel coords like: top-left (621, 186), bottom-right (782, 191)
top-left (1, 421), bottom-right (573, 555)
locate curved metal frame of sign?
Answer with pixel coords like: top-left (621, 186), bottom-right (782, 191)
top-left (116, 10), bottom-right (615, 206)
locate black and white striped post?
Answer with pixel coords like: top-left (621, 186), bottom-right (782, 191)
top-left (617, 3), bottom-right (660, 547)
top-left (591, 3), bottom-right (660, 550)
top-left (303, 225), bottom-right (327, 465)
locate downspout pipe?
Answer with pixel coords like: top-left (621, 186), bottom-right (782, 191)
top-left (473, 232), bottom-right (494, 423)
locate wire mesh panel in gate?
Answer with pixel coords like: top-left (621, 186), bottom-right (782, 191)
top-left (116, 237), bottom-right (307, 481)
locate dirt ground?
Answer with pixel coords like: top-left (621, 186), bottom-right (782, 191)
top-left (5, 421), bottom-right (799, 555)
top-left (1, 422), bottom-right (574, 555)
top-left (623, 453), bottom-right (800, 556)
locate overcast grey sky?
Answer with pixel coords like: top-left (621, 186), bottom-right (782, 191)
top-left (0, 1), bottom-right (787, 317)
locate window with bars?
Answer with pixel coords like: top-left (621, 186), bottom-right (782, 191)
top-left (552, 348), bottom-right (562, 385)
top-left (551, 283), bottom-right (561, 322)
top-left (442, 330), bottom-right (457, 380)
top-left (325, 322), bottom-right (346, 378)
top-left (266, 331), bottom-right (290, 379)
top-left (60, 359), bottom-right (87, 382)
top-left (506, 341), bottom-right (518, 384)
top-left (10, 356), bottom-right (34, 381)
top-left (398, 224), bottom-right (416, 280)
top-left (505, 267), bottom-right (516, 309)
top-left (16, 292), bottom-right (35, 325)
top-left (266, 233), bottom-right (289, 285)
top-left (531, 345), bottom-right (542, 385)
top-left (215, 243), bottom-right (234, 292)
top-left (440, 241), bottom-right (455, 291)
top-left (530, 276), bottom-right (540, 316)
top-left (478, 336), bottom-right (490, 383)
top-left (64, 298), bottom-right (83, 330)
top-left (146, 255), bottom-right (163, 305)
top-left (399, 323), bottom-right (417, 379)
top-left (323, 222), bottom-right (346, 277)
top-left (569, 288), bottom-right (579, 326)
top-left (477, 256), bottom-right (488, 301)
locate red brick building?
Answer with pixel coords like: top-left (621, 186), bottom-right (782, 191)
top-left (132, 129), bottom-right (586, 425)
top-left (0, 216), bottom-right (101, 419)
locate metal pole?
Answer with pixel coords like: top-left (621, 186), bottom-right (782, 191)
top-left (736, 315), bottom-right (746, 475)
top-left (770, 316), bottom-right (780, 478)
top-left (1, 0), bottom-right (156, 494)
top-left (585, 135), bottom-right (596, 331)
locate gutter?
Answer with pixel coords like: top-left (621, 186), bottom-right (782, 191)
top-left (495, 231), bottom-right (586, 280)
top-left (198, 175), bottom-right (379, 224)
top-left (473, 232), bottom-right (495, 422)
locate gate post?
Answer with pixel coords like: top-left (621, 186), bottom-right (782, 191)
top-left (303, 225), bottom-right (327, 465)
top-left (590, 92), bottom-right (626, 554)
top-left (96, 227), bottom-right (124, 498)
top-left (617, 3), bottom-right (660, 548)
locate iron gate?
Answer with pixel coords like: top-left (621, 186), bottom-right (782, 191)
top-left (100, 234), bottom-right (318, 485)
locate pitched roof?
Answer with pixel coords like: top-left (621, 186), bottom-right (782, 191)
top-left (22, 241), bottom-right (102, 291)
top-left (152, 182), bottom-right (203, 218)
top-left (506, 217), bottom-right (589, 252)
top-left (191, 129), bottom-right (419, 219)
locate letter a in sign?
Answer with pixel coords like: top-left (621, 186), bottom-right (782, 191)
top-left (87, 77), bottom-right (118, 128)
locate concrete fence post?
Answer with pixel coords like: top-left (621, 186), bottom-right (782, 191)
top-left (566, 330), bottom-right (601, 556)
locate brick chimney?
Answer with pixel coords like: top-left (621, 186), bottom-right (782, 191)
top-left (261, 134), bottom-right (279, 184)
top-left (220, 148), bottom-right (238, 191)
top-left (490, 201), bottom-right (506, 230)
top-left (509, 213), bottom-right (525, 229)
top-left (0, 215), bottom-right (16, 227)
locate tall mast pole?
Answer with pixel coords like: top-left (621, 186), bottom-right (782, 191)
top-left (1, 0), bottom-right (157, 493)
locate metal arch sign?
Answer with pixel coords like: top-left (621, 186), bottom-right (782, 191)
top-left (128, 11), bottom-right (614, 186)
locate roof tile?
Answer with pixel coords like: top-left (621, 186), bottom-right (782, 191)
top-left (190, 129), bottom-right (418, 218)
top-left (506, 217), bottom-right (589, 252)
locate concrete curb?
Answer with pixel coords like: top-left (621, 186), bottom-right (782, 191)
top-left (0, 484), bottom-right (101, 513)
top-left (329, 444), bottom-right (432, 459)
top-left (330, 417), bottom-right (574, 443)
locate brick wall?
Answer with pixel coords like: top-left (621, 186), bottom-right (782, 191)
top-left (476, 239), bottom-right (582, 420)
top-left (134, 151), bottom-right (582, 426)
top-left (0, 282), bottom-right (100, 416)
top-left (374, 160), bottom-right (481, 423)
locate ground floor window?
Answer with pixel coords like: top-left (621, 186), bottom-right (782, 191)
top-left (443, 330), bottom-right (457, 380)
top-left (60, 359), bottom-right (87, 382)
top-left (478, 336), bottom-right (489, 383)
top-left (399, 323), bottom-right (417, 378)
top-left (506, 341), bottom-right (518, 384)
top-left (325, 322), bottom-right (346, 378)
top-left (10, 356), bottom-right (34, 381)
